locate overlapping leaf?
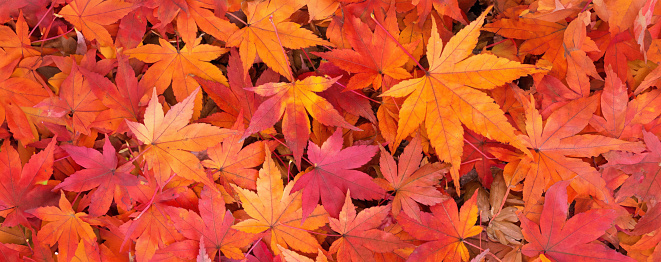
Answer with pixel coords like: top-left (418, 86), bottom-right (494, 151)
top-left (328, 191), bottom-right (408, 262)
top-left (54, 137), bottom-right (137, 217)
top-left (375, 135), bottom-right (449, 222)
top-left (232, 146), bottom-right (328, 254)
top-left (397, 191), bottom-right (483, 262)
top-left (31, 192), bottom-right (97, 262)
top-left (291, 128), bottom-right (383, 219)
top-left (126, 88), bottom-right (234, 188)
top-left (243, 75), bottom-right (358, 167)
top-left (166, 186), bottom-right (254, 260)
top-left (520, 181), bottom-right (635, 261)
top-left (381, 8), bottom-right (541, 192)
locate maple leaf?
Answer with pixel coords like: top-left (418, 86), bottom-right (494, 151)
top-left (314, 9), bottom-right (413, 91)
top-left (328, 191), bottom-right (409, 262)
top-left (31, 192), bottom-right (97, 262)
top-left (482, 13), bottom-right (573, 79)
top-left (36, 63), bottom-right (107, 136)
top-left (278, 245), bottom-right (329, 262)
top-left (120, 176), bottom-right (187, 261)
top-left (166, 186), bottom-right (255, 260)
top-left (225, 0), bottom-right (332, 79)
top-left (197, 48), bottom-right (262, 127)
top-left (413, 0), bottom-right (467, 25)
top-left (54, 137), bottom-right (138, 217)
top-left (375, 135), bottom-right (449, 222)
top-left (0, 11), bottom-right (40, 66)
top-left (614, 131), bottom-right (661, 203)
top-left (0, 139), bottom-right (58, 228)
top-left (85, 54), bottom-right (146, 134)
top-left (232, 146), bottom-right (329, 255)
top-left (0, 70), bottom-right (48, 145)
top-left (125, 88), bottom-right (234, 188)
top-left (202, 115), bottom-right (267, 190)
top-left (170, 0), bottom-right (240, 46)
top-left (504, 92), bottom-right (645, 219)
top-left (124, 37), bottom-right (228, 106)
top-left (291, 128), bottom-right (384, 219)
top-left (243, 75), bottom-right (359, 167)
top-left (57, 0), bottom-right (136, 46)
top-left (381, 7), bottom-right (541, 193)
top-left (397, 191), bottom-right (483, 262)
top-left (520, 181), bottom-right (635, 261)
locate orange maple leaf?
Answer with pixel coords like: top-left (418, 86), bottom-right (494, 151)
top-left (225, 0), bottom-right (332, 80)
top-left (503, 92), bottom-right (645, 220)
top-left (375, 136), bottom-right (449, 222)
top-left (36, 64), bottom-right (107, 136)
top-left (243, 76), bottom-right (358, 167)
top-left (0, 11), bottom-right (40, 67)
top-left (397, 191), bottom-right (483, 262)
top-left (31, 192), bottom-right (97, 262)
top-left (202, 115), bottom-right (270, 191)
top-left (58, 0), bottom-right (136, 46)
top-left (314, 9), bottom-right (413, 90)
top-left (329, 191), bottom-right (409, 262)
top-left (380, 7), bottom-right (541, 193)
top-left (232, 146), bottom-right (328, 255)
top-left (125, 88), bottom-right (234, 188)
top-left (124, 37), bottom-right (228, 112)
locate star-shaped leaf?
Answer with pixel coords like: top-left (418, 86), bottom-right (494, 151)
top-left (520, 181), bottom-right (635, 261)
top-left (126, 88), bottom-right (234, 188)
top-left (375, 135), bottom-right (449, 222)
top-left (31, 192), bottom-right (97, 262)
top-left (328, 191), bottom-right (409, 262)
top-left (58, 0), bottom-right (136, 46)
top-left (381, 7), bottom-right (541, 193)
top-left (0, 139), bottom-right (58, 228)
top-left (125, 38), bottom-right (228, 106)
top-left (166, 186), bottom-right (255, 260)
top-left (225, 0), bottom-right (332, 80)
top-left (54, 137), bottom-right (138, 217)
top-left (243, 75), bottom-right (358, 167)
top-left (397, 191), bottom-right (483, 262)
top-left (314, 9), bottom-right (413, 90)
top-left (291, 128), bottom-right (384, 219)
top-left (232, 146), bottom-right (328, 255)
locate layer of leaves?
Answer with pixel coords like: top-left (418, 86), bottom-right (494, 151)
top-left (0, 0), bottom-right (660, 261)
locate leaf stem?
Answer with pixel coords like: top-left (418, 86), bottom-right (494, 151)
top-left (31, 27), bottom-right (74, 43)
top-left (226, 12), bottom-right (248, 26)
top-left (488, 186), bottom-right (511, 225)
top-left (464, 240), bottom-right (503, 262)
top-left (28, 4), bottom-right (54, 38)
top-left (463, 138), bottom-right (496, 160)
top-left (332, 80), bottom-right (382, 104)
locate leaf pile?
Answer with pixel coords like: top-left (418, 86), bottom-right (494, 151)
top-left (0, 0), bottom-right (660, 261)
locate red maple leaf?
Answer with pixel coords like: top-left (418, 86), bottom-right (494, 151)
top-left (291, 128), bottom-right (384, 219)
top-left (520, 181), bottom-right (635, 261)
top-left (54, 137), bottom-right (138, 217)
